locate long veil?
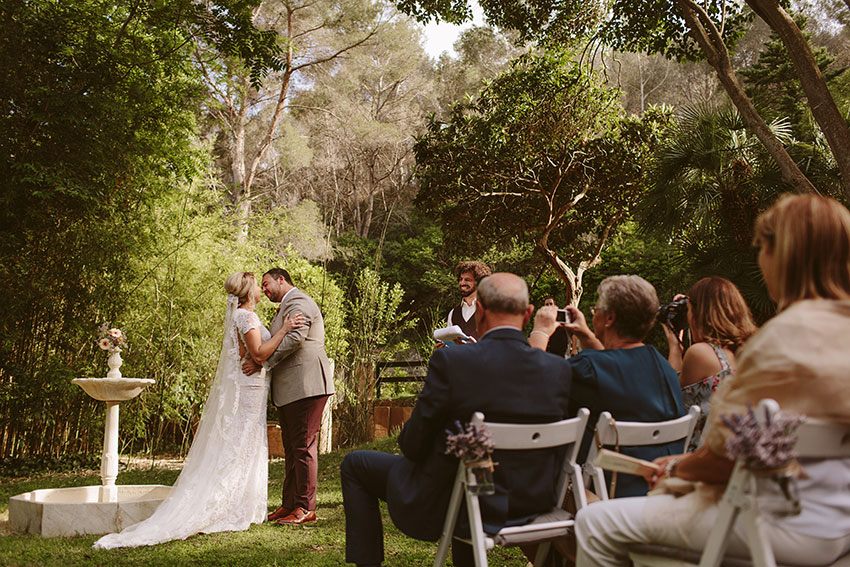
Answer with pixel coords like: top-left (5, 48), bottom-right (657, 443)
top-left (94, 294), bottom-right (266, 548)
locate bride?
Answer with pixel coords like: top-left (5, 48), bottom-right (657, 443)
top-left (94, 272), bottom-right (304, 548)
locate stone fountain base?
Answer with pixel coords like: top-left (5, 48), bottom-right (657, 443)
top-left (9, 484), bottom-right (170, 537)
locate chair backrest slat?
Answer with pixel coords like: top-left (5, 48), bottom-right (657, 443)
top-left (584, 406), bottom-right (700, 501)
top-left (755, 399), bottom-right (850, 459)
top-left (473, 411), bottom-right (589, 451)
top-left (794, 418), bottom-right (850, 458)
top-left (593, 406), bottom-right (701, 447)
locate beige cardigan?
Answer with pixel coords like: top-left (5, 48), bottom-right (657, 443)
top-left (705, 299), bottom-right (850, 457)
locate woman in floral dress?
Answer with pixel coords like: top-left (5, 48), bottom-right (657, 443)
top-left (665, 277), bottom-right (757, 450)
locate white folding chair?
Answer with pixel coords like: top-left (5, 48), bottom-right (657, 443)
top-left (629, 398), bottom-right (850, 567)
top-left (433, 408), bottom-right (591, 567)
top-left (584, 405), bottom-right (701, 500)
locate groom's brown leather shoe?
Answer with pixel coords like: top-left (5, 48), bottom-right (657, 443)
top-left (274, 507), bottom-right (316, 525)
top-left (267, 506), bottom-right (291, 522)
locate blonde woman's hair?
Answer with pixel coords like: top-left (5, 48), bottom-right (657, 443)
top-left (224, 272), bottom-right (256, 304)
top-left (687, 277), bottom-right (757, 351)
top-left (596, 275), bottom-right (659, 341)
top-left (753, 194), bottom-right (850, 311)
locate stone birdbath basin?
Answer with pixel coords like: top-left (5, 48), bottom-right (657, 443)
top-left (9, 375), bottom-right (171, 537)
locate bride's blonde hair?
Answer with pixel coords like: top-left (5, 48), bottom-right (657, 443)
top-left (224, 272), bottom-right (256, 304)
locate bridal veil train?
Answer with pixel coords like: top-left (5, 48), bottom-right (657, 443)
top-left (95, 294), bottom-right (269, 548)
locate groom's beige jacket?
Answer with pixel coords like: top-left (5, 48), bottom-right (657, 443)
top-left (265, 288), bottom-right (334, 407)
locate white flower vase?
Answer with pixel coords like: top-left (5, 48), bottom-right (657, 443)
top-left (106, 348), bottom-right (123, 379)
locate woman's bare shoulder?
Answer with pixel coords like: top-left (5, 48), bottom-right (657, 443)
top-left (681, 342), bottom-right (723, 387)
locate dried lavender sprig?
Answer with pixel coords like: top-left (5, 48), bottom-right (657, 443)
top-left (723, 409), bottom-right (805, 469)
top-left (445, 420), bottom-right (495, 462)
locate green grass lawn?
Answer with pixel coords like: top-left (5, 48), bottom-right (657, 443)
top-left (0, 438), bottom-right (527, 566)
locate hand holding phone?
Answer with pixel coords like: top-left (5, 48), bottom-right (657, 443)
top-left (555, 308), bottom-right (572, 324)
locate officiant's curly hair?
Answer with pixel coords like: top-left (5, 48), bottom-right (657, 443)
top-left (455, 261), bottom-right (491, 282)
top-left (224, 272), bottom-right (256, 303)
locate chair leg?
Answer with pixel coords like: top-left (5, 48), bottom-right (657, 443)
top-left (698, 495), bottom-right (741, 567)
top-left (570, 464), bottom-right (588, 510)
top-left (434, 467), bottom-right (465, 567)
top-left (742, 508), bottom-right (777, 567)
top-left (465, 486), bottom-right (489, 567)
top-left (593, 467), bottom-right (609, 501)
top-left (532, 541), bottom-right (552, 567)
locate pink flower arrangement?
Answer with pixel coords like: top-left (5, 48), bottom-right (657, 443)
top-left (97, 324), bottom-right (127, 352)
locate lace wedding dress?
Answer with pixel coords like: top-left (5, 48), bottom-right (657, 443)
top-left (95, 297), bottom-right (270, 548)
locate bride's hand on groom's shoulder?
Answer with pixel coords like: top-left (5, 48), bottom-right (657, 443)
top-left (283, 312), bottom-right (306, 334)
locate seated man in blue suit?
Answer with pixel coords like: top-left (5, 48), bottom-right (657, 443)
top-left (341, 273), bottom-right (574, 567)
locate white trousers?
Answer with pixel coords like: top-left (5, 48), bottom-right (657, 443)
top-left (575, 492), bottom-right (850, 567)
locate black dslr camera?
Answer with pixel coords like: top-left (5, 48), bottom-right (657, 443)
top-left (659, 296), bottom-right (689, 336)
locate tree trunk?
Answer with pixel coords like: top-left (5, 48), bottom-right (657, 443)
top-left (746, 0), bottom-right (850, 200)
top-left (240, 5), bottom-right (378, 228)
top-left (361, 162), bottom-right (377, 238)
top-left (536, 243), bottom-right (583, 306)
top-left (361, 190), bottom-right (375, 238)
top-left (536, 203), bottom-right (624, 309)
top-left (352, 173), bottom-right (362, 237)
top-left (677, 0), bottom-right (818, 194)
top-left (230, 102), bottom-right (249, 241)
top-left (638, 54), bottom-right (646, 113)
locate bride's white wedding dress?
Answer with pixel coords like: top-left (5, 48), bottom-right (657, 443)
top-left (95, 297), bottom-right (270, 548)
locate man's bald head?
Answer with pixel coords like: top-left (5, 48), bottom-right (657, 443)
top-left (477, 273), bottom-right (529, 314)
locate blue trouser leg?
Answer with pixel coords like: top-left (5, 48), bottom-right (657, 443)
top-left (341, 450), bottom-right (402, 565)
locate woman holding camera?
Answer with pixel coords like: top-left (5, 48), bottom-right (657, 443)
top-left (664, 277), bottom-right (757, 450)
top-left (574, 193), bottom-right (850, 567)
top-left (531, 275), bottom-right (686, 498)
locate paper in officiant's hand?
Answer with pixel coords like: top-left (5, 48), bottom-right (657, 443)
top-left (433, 325), bottom-right (472, 346)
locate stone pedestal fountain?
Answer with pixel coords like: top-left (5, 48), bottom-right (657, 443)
top-left (9, 359), bottom-right (170, 537)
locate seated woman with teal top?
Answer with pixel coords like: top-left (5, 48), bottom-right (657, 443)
top-left (530, 275), bottom-right (686, 498)
top-left (664, 277), bottom-right (757, 451)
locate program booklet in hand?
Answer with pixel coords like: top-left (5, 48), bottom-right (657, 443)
top-left (433, 325), bottom-right (473, 347)
top-left (593, 449), bottom-right (657, 478)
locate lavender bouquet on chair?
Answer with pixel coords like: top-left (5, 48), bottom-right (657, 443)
top-left (445, 420), bottom-right (496, 495)
top-left (722, 406), bottom-right (806, 515)
top-left (722, 406), bottom-right (805, 470)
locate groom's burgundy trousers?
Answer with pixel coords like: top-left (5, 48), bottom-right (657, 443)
top-left (277, 394), bottom-right (329, 512)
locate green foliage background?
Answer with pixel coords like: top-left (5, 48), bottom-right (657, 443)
top-left (0, 0), bottom-right (348, 459)
top-left (2, 0), bottom-right (848, 465)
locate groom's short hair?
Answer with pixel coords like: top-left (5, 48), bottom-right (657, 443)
top-left (264, 268), bottom-right (292, 285)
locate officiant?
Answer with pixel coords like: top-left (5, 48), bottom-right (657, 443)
top-left (445, 261), bottom-right (491, 340)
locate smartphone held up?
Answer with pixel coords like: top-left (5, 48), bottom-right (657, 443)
top-left (555, 308), bottom-right (572, 324)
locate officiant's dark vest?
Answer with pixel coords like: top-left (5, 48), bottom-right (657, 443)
top-left (451, 299), bottom-right (478, 339)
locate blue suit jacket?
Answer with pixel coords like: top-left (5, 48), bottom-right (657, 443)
top-left (385, 328), bottom-right (573, 541)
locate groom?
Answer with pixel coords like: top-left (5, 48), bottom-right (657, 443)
top-left (244, 267), bottom-right (334, 525)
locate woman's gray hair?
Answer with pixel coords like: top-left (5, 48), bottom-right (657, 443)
top-left (477, 274), bottom-right (529, 315)
top-left (596, 275), bottom-right (659, 341)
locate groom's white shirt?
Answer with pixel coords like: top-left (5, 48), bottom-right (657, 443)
top-left (280, 286), bottom-right (296, 304)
